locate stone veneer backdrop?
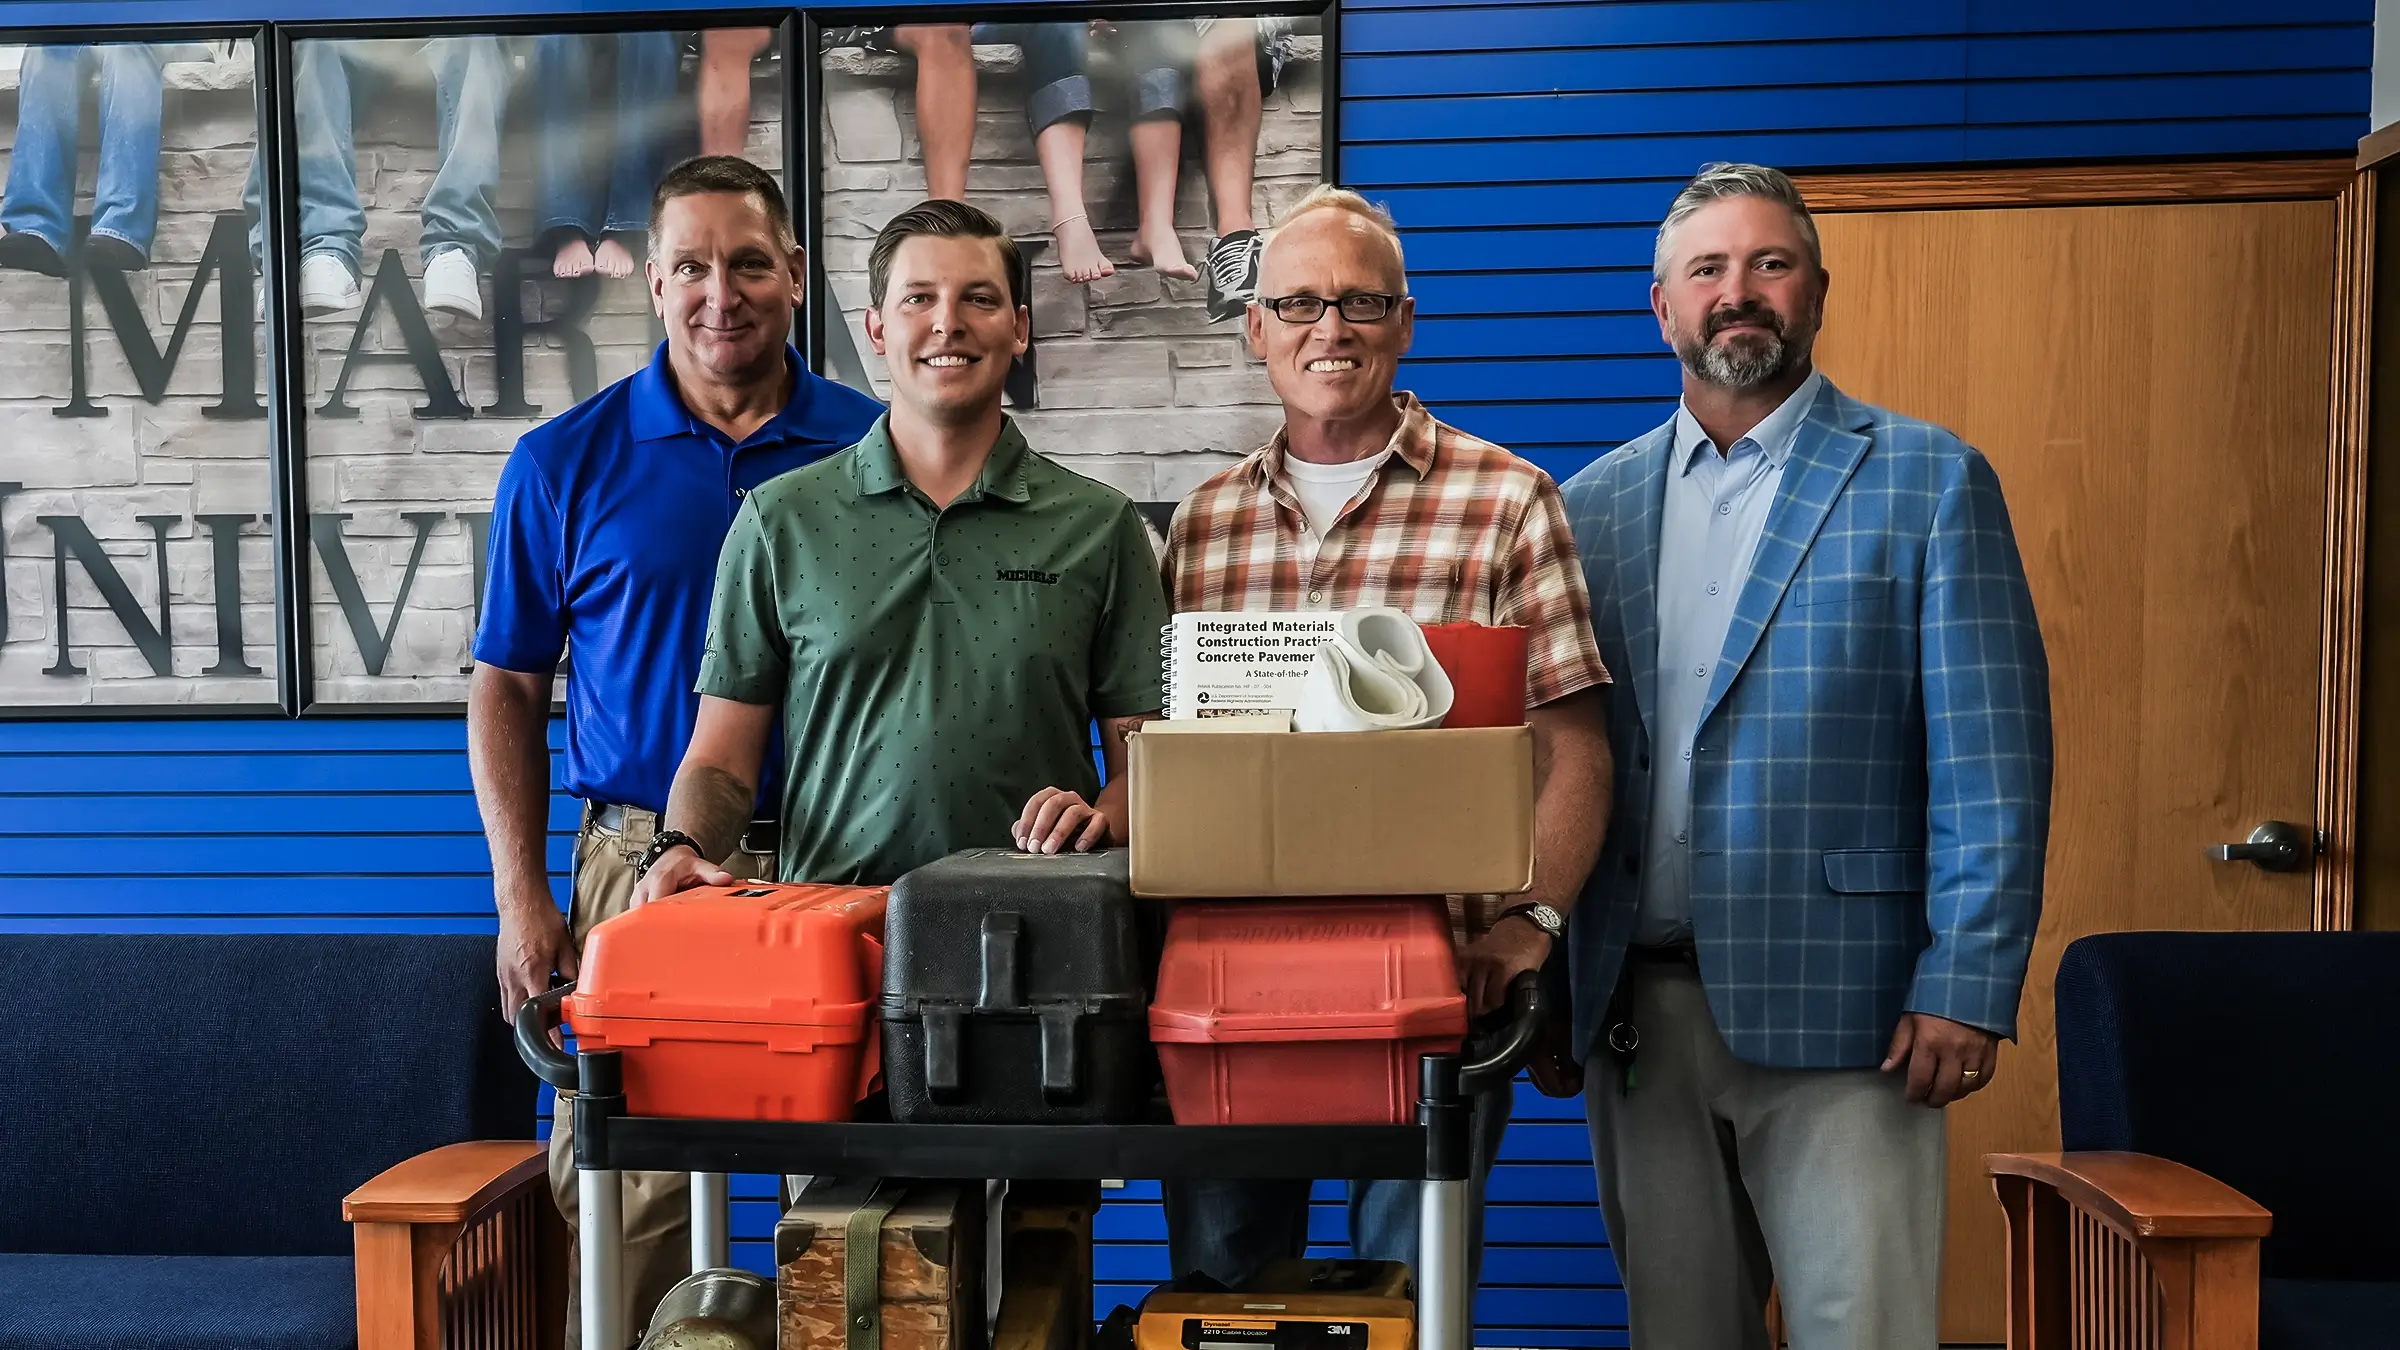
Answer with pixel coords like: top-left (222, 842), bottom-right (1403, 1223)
top-left (0, 27), bottom-right (1325, 707)
top-left (815, 23), bottom-right (1325, 506)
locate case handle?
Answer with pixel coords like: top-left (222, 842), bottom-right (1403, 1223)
top-left (978, 912), bottom-right (1023, 1010)
top-left (514, 983), bottom-right (578, 1090)
top-left (923, 1009), bottom-right (964, 1102)
top-left (1039, 1008), bottom-right (1080, 1101)
top-left (1459, 972), bottom-right (1544, 1096)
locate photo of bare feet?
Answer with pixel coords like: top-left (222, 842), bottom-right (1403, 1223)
top-left (1053, 214), bottom-right (1114, 283)
top-left (818, 14), bottom-right (1324, 475)
top-left (591, 237), bottom-right (635, 277)
top-left (1129, 218), bottom-right (1197, 281)
top-left (553, 236), bottom-right (594, 277)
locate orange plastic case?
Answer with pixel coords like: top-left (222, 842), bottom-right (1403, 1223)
top-left (1148, 898), bottom-right (1467, 1126)
top-left (565, 882), bottom-right (888, 1121)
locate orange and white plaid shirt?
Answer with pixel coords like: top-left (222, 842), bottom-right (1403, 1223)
top-left (1162, 391), bottom-right (1611, 940)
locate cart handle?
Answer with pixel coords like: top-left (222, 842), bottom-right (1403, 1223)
top-left (1457, 971), bottom-right (1544, 1096)
top-left (515, 982), bottom-right (580, 1090)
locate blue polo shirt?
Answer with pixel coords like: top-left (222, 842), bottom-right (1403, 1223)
top-left (472, 342), bottom-right (883, 814)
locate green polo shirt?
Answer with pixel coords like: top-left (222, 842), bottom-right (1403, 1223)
top-left (696, 414), bottom-right (1168, 885)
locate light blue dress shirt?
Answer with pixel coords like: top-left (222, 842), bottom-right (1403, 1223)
top-left (1634, 370), bottom-right (1827, 946)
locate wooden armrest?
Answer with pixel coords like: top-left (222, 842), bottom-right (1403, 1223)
top-left (1987, 1151), bottom-right (2272, 1240)
top-left (344, 1140), bottom-right (548, 1226)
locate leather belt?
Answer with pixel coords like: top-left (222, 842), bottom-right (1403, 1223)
top-left (588, 802), bottom-right (780, 856)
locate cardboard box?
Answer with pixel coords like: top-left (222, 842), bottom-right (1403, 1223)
top-left (1129, 725), bottom-right (1534, 897)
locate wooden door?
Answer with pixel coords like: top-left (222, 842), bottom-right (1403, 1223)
top-left (1809, 197), bottom-right (2344, 1343)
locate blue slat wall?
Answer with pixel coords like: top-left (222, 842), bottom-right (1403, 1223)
top-left (1, 3), bottom-right (2370, 1345)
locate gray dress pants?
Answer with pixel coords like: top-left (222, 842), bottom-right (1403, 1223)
top-left (1583, 960), bottom-right (1947, 1349)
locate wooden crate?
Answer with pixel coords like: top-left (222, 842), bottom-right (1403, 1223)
top-left (777, 1180), bottom-right (984, 1350)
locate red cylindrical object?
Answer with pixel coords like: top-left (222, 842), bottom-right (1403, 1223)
top-left (1421, 622), bottom-right (1529, 727)
top-left (1149, 897), bottom-right (1467, 1125)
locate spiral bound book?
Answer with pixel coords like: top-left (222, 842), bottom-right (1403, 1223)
top-left (1161, 611), bottom-right (1342, 718)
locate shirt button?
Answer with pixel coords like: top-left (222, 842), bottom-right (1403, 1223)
top-left (1675, 830), bottom-right (1689, 845)
top-left (1718, 503), bottom-right (1732, 516)
top-left (1308, 589), bottom-right (1325, 604)
top-left (1706, 583), bottom-right (1719, 596)
top-left (1681, 748), bottom-right (1692, 760)
top-left (1694, 665), bottom-right (1707, 678)
top-left (937, 553), bottom-right (951, 566)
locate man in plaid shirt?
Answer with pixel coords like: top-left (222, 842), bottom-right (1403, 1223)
top-left (1160, 184), bottom-right (1615, 1291)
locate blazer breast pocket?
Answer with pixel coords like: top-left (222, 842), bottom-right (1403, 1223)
top-left (1822, 848), bottom-right (1926, 895)
top-left (1791, 573), bottom-right (1897, 608)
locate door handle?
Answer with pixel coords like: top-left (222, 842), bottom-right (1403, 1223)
top-left (2208, 820), bottom-right (2318, 873)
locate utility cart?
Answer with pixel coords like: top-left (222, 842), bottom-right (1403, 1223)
top-left (519, 977), bottom-right (1544, 1350)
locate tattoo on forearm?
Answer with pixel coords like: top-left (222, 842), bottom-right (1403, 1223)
top-left (668, 766), bottom-right (755, 862)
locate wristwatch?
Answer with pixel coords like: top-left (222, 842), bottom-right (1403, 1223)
top-left (634, 829), bottom-right (702, 881)
top-left (1500, 901), bottom-right (1564, 939)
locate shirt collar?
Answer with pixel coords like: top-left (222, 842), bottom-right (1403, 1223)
top-left (1670, 368), bottom-right (1826, 475)
top-left (1251, 390), bottom-right (1439, 487)
top-left (627, 341), bottom-right (824, 448)
top-left (852, 413), bottom-right (1035, 505)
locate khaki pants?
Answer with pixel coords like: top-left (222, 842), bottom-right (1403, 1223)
top-left (549, 805), bottom-right (773, 1350)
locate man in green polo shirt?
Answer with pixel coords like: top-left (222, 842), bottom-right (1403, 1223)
top-left (633, 199), bottom-right (1168, 898)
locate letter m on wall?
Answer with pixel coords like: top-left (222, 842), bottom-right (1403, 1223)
top-left (61, 212), bottom-right (263, 420)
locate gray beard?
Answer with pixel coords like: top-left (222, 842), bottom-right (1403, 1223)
top-left (1679, 327), bottom-right (1810, 391)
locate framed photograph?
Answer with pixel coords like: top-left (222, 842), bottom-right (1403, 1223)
top-left (809, 7), bottom-right (1333, 528)
top-left (276, 20), bottom-right (792, 706)
top-left (0, 37), bottom-right (278, 710)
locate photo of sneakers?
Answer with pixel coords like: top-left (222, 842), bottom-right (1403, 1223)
top-left (421, 247), bottom-right (482, 321)
top-left (298, 252), bottom-right (362, 316)
top-left (1205, 229), bottom-right (1261, 323)
top-left (819, 26), bottom-right (899, 53)
top-left (0, 230), bottom-right (66, 276)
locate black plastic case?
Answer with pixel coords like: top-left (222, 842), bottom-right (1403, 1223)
top-left (882, 847), bottom-right (1158, 1124)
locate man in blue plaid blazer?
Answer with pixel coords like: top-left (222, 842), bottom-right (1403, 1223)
top-left (1559, 164), bottom-right (2052, 1348)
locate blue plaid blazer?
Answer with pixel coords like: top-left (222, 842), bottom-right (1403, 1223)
top-left (1559, 381), bottom-right (2053, 1069)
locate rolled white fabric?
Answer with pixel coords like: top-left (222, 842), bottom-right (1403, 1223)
top-left (1341, 606), bottom-right (1455, 724)
top-left (1293, 607), bottom-right (1456, 731)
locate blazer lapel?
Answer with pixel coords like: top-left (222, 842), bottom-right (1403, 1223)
top-left (1694, 386), bottom-right (1872, 732)
top-left (1615, 434), bottom-right (1673, 746)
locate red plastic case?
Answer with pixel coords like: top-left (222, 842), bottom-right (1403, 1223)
top-left (1148, 897), bottom-right (1467, 1125)
top-left (565, 882), bottom-right (887, 1121)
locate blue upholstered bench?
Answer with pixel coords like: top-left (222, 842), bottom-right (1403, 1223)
top-left (1986, 931), bottom-right (2400, 1350)
top-left (0, 934), bottom-right (556, 1350)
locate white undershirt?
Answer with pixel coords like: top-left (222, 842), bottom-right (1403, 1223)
top-left (1281, 448), bottom-right (1394, 554)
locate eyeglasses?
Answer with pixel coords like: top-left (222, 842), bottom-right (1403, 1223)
top-left (1257, 292), bottom-right (1405, 324)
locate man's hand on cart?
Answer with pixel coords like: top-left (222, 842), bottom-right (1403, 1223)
top-left (1457, 916), bottom-right (1550, 1017)
top-left (496, 887), bottom-right (577, 1042)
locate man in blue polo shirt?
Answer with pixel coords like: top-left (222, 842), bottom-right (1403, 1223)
top-left (465, 154), bottom-right (880, 1346)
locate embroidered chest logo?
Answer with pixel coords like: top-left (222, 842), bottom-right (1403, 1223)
top-left (996, 567), bottom-right (1061, 585)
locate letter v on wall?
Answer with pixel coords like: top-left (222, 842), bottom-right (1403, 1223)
top-left (310, 512), bottom-right (442, 677)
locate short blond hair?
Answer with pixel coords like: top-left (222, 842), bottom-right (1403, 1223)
top-left (1270, 183), bottom-right (1407, 278)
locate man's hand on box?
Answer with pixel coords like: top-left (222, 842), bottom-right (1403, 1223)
top-left (1458, 916), bottom-right (1551, 1017)
top-left (631, 845), bottom-right (732, 908)
top-left (1015, 787), bottom-right (1111, 855)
